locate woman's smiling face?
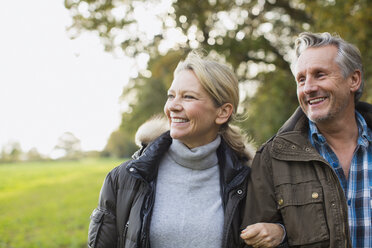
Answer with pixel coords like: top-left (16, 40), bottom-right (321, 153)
top-left (164, 69), bottom-right (221, 148)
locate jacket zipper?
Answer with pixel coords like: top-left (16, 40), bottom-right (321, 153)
top-left (119, 221), bottom-right (129, 248)
top-left (325, 163), bottom-right (351, 246)
top-left (221, 168), bottom-right (250, 247)
top-left (222, 191), bottom-right (243, 248)
top-left (127, 167), bottom-right (151, 248)
top-left (123, 222), bottom-right (129, 242)
top-left (141, 181), bottom-right (156, 248)
top-left (312, 155), bottom-right (351, 246)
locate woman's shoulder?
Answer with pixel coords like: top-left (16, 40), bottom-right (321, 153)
top-left (105, 160), bottom-right (132, 181)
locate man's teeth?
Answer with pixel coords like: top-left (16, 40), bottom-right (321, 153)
top-left (309, 97), bottom-right (325, 105)
top-left (172, 118), bottom-right (188, 123)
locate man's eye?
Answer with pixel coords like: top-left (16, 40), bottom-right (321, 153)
top-left (167, 94), bottom-right (174, 99)
top-left (184, 95), bottom-right (195, 99)
top-left (297, 77), bottom-right (305, 85)
top-left (317, 72), bottom-right (326, 78)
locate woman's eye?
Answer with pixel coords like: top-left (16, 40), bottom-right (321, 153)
top-left (184, 95), bottom-right (195, 99)
top-left (167, 94), bottom-right (174, 99)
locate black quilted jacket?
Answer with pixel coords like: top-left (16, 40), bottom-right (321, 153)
top-left (88, 131), bottom-right (251, 248)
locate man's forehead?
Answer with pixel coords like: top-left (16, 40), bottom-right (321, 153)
top-left (295, 46), bottom-right (338, 73)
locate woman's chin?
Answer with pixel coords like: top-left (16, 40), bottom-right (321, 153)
top-left (169, 130), bottom-right (185, 140)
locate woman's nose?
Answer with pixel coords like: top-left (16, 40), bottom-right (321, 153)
top-left (167, 97), bottom-right (182, 111)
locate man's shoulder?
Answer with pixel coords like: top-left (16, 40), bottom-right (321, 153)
top-left (356, 102), bottom-right (372, 128)
top-left (256, 135), bottom-right (276, 153)
top-left (255, 129), bottom-right (312, 166)
top-left (356, 101), bottom-right (372, 112)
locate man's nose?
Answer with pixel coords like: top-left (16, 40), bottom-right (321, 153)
top-left (303, 78), bottom-right (318, 94)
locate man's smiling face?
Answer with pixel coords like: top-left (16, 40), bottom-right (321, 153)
top-left (295, 45), bottom-right (354, 124)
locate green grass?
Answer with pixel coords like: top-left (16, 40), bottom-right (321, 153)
top-left (0, 158), bottom-right (124, 248)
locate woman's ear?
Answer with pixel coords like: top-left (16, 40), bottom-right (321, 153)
top-left (215, 103), bottom-right (233, 125)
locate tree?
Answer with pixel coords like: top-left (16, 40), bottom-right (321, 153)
top-left (0, 141), bottom-right (23, 162)
top-left (64, 0), bottom-right (372, 146)
top-left (53, 132), bottom-right (82, 159)
top-left (119, 50), bottom-right (184, 134)
top-left (25, 147), bottom-right (45, 161)
top-left (103, 51), bottom-right (182, 156)
top-left (304, 0), bottom-right (372, 103)
top-left (102, 129), bottom-right (138, 158)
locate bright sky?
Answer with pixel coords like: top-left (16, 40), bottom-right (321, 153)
top-left (0, 0), bottom-right (132, 156)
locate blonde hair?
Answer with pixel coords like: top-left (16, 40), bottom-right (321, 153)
top-left (174, 51), bottom-right (253, 159)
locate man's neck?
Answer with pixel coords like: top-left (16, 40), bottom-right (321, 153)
top-left (316, 114), bottom-right (358, 179)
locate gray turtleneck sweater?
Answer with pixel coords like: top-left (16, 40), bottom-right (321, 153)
top-left (149, 136), bottom-right (224, 248)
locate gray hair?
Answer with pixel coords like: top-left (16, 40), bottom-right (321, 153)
top-left (293, 32), bottom-right (364, 103)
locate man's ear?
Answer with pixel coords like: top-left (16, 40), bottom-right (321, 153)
top-left (350, 70), bottom-right (362, 93)
top-left (216, 103), bottom-right (233, 125)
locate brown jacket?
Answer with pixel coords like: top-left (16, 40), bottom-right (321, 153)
top-left (242, 102), bottom-right (372, 247)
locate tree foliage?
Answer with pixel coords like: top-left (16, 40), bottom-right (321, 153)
top-left (65, 0), bottom-right (372, 148)
top-left (119, 50), bottom-right (184, 135)
top-left (0, 141), bottom-right (23, 163)
top-left (25, 148), bottom-right (45, 161)
top-left (102, 129), bottom-right (138, 158)
top-left (103, 50), bottom-right (184, 157)
top-left (304, 0), bottom-right (372, 103)
top-left (53, 132), bottom-right (82, 160)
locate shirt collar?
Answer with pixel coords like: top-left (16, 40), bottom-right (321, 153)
top-left (355, 111), bottom-right (372, 147)
top-left (308, 120), bottom-right (326, 145)
top-left (309, 111), bottom-right (372, 147)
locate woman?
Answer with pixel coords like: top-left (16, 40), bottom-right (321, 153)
top-left (88, 52), bottom-right (284, 248)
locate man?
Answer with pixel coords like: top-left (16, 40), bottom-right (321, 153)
top-left (241, 32), bottom-right (371, 247)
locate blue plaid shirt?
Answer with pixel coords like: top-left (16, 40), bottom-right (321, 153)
top-left (309, 111), bottom-right (372, 247)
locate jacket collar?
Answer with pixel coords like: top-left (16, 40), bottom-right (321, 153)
top-left (217, 138), bottom-right (250, 189)
top-left (271, 102), bottom-right (372, 162)
top-left (278, 102), bottom-right (372, 134)
top-left (355, 101), bottom-right (372, 127)
top-left (277, 106), bottom-right (308, 135)
top-left (127, 131), bottom-right (250, 187)
top-left (127, 131), bottom-right (172, 183)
